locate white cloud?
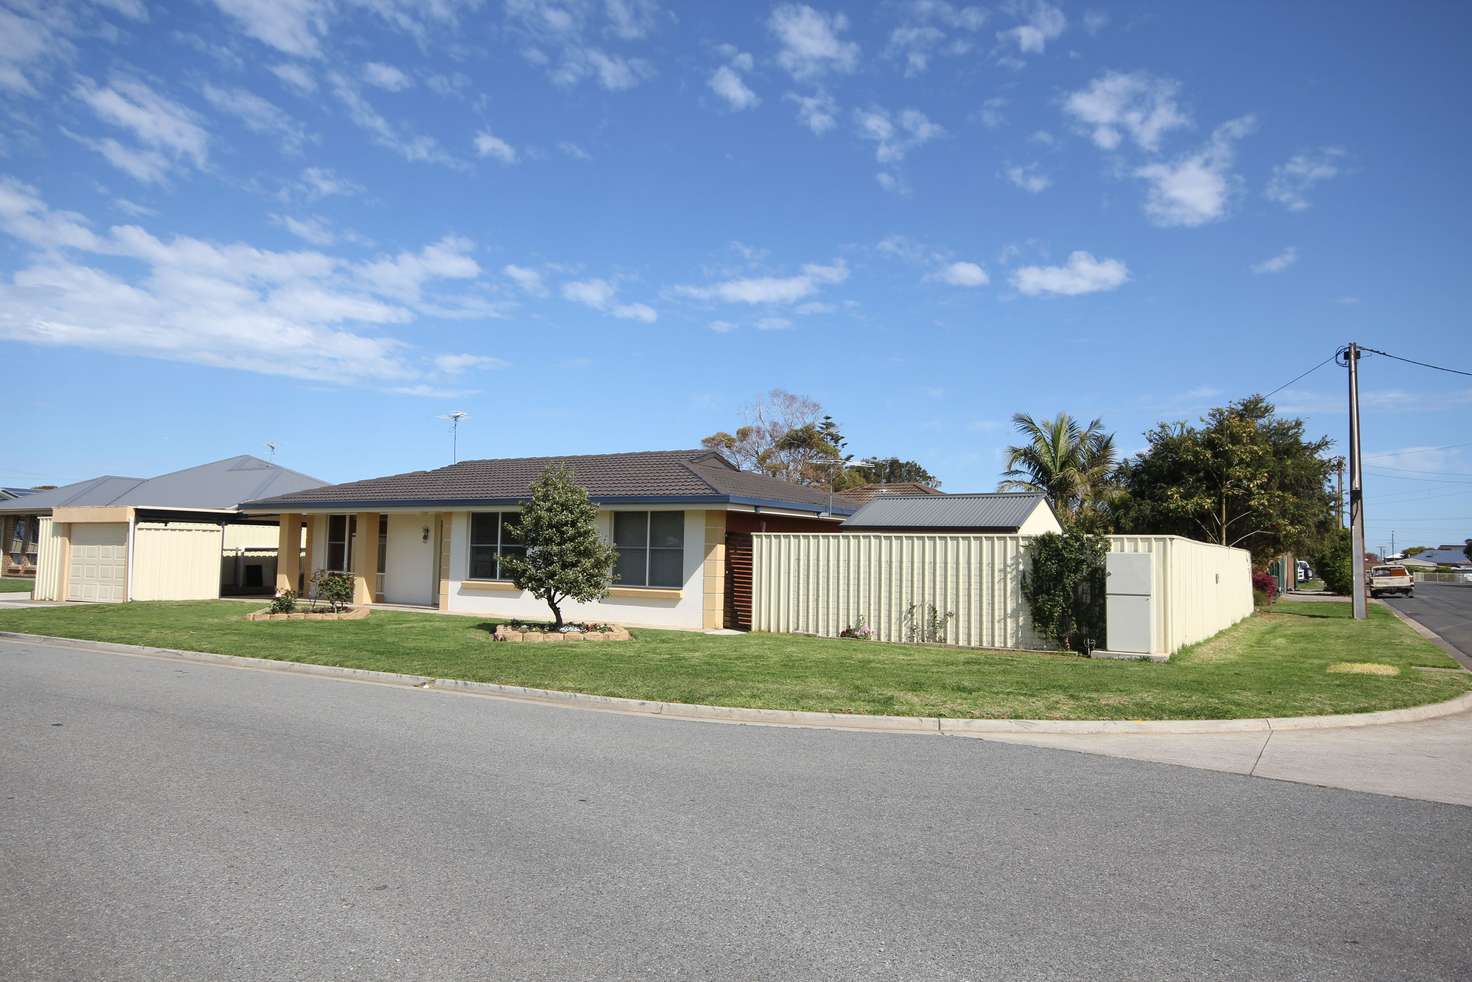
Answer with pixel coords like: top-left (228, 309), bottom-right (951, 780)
top-left (295, 166), bottom-right (361, 199)
top-left (853, 106), bottom-right (944, 163)
top-left (1083, 9), bottom-right (1109, 33)
top-left (272, 214), bottom-right (336, 246)
top-left (362, 61), bottom-right (414, 91)
top-left (95, 0), bottom-right (150, 18)
top-left (709, 64), bottom-right (759, 111)
top-left (756, 316), bottom-right (792, 331)
top-left (113, 198), bottom-right (156, 218)
top-left (786, 90), bottom-right (838, 134)
top-left (1250, 247), bottom-right (1298, 274)
top-left (473, 130), bottom-right (518, 164)
top-left (435, 352), bottom-right (509, 374)
top-left (328, 72), bottom-right (456, 165)
top-left (996, 0), bottom-right (1066, 55)
top-left (75, 77), bottom-right (209, 179)
top-left (977, 96), bottom-right (1006, 129)
top-left (1266, 147), bottom-right (1345, 211)
top-left (270, 62), bottom-right (316, 95)
top-left (934, 261), bottom-right (989, 287)
top-left (1011, 251), bottom-right (1129, 296)
top-left (1135, 115), bottom-right (1256, 227)
top-left (606, 0), bottom-right (660, 39)
top-left (674, 258), bottom-right (848, 305)
top-left (0, 7), bottom-right (68, 97)
top-left (561, 278), bottom-right (657, 322)
top-left (769, 4), bottom-right (859, 80)
top-left (503, 264), bottom-right (548, 295)
top-left (707, 319), bottom-right (738, 333)
top-left (558, 140), bottom-right (592, 160)
top-left (0, 182), bottom-right (495, 388)
top-left (202, 83), bottom-right (310, 153)
top-left (507, 2), bottom-right (657, 92)
top-left (875, 171), bottom-right (907, 194)
top-left (1005, 163), bottom-right (1050, 193)
top-left (1063, 71), bottom-right (1189, 152)
top-left (887, 1), bottom-right (988, 75)
top-left (209, 0), bottom-right (330, 57)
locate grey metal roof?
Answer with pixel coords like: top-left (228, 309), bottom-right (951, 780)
top-left (1412, 547), bottom-right (1471, 566)
top-left (0, 457), bottom-right (326, 515)
top-left (842, 492), bottom-right (1051, 531)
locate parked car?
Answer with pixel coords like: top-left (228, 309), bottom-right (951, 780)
top-left (1367, 564), bottom-right (1414, 598)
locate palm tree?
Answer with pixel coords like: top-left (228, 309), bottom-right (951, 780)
top-left (999, 412), bottom-right (1118, 524)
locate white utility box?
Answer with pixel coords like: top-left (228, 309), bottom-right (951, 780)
top-left (1105, 552), bottom-right (1154, 655)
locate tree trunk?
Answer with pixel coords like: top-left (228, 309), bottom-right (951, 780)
top-left (549, 598), bottom-right (563, 630)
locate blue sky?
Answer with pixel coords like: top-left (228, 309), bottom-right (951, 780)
top-left (2, 0), bottom-right (1469, 552)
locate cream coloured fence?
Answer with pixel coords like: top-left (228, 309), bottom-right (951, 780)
top-left (751, 532), bottom-right (1252, 656)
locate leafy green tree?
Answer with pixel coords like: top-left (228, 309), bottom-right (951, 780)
top-left (1311, 529), bottom-right (1354, 596)
top-left (1114, 396), bottom-right (1335, 565)
top-left (998, 412), bottom-right (1118, 527)
top-left (1464, 540), bottom-right (1472, 563)
top-left (1021, 530), bottom-right (1110, 654)
top-left (701, 389), bottom-right (842, 486)
top-left (1404, 546), bottom-right (1428, 557)
top-left (847, 457), bottom-right (941, 488)
top-left (498, 464), bottom-right (618, 629)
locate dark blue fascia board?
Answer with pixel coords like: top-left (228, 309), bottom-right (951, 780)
top-left (242, 493), bottom-right (856, 517)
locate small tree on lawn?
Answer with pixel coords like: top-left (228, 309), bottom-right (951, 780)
top-left (498, 464), bottom-right (618, 629)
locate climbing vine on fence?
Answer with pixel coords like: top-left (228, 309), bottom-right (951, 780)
top-left (1021, 530), bottom-right (1109, 655)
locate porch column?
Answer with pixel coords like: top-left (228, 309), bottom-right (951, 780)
top-left (275, 513), bottom-right (300, 595)
top-left (437, 512), bottom-right (453, 611)
top-left (352, 511), bottom-right (379, 606)
top-left (702, 510), bottom-right (727, 630)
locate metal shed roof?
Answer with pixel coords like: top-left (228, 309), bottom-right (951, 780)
top-left (842, 492), bottom-right (1052, 531)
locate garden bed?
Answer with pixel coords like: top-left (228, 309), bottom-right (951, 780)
top-left (246, 606), bottom-right (369, 622)
top-left (493, 622), bottom-right (630, 642)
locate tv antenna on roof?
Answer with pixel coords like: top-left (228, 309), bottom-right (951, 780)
top-left (437, 411), bottom-right (469, 463)
top-left (265, 441), bottom-right (277, 460)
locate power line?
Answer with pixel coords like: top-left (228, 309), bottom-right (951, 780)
top-left (1365, 463), bottom-right (1472, 477)
top-left (1263, 353), bottom-right (1338, 399)
top-left (1359, 345), bottom-right (1472, 378)
top-left (1363, 440), bottom-right (1472, 460)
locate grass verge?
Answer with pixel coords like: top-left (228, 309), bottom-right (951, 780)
top-left (0, 600), bottom-right (1464, 720)
top-left (0, 578), bottom-right (35, 593)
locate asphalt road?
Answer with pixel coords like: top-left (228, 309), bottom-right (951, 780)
top-left (1386, 582), bottom-right (1472, 667)
top-left (3, 639), bottom-right (1470, 981)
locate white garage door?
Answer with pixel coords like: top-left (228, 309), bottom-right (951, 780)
top-left (68, 523), bottom-right (128, 603)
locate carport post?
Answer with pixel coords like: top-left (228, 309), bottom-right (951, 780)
top-left (276, 513), bottom-right (300, 596)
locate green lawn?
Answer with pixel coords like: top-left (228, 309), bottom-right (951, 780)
top-left (0, 578), bottom-right (34, 593)
top-left (0, 600), bottom-right (1464, 720)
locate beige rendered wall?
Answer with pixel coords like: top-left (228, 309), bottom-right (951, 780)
top-left (224, 523), bottom-right (283, 551)
top-left (131, 522), bottom-right (225, 601)
top-left (753, 532), bottom-right (1253, 655)
top-left (1018, 502), bottom-right (1064, 536)
top-left (32, 516), bottom-right (63, 601)
top-left (702, 510), bottom-right (726, 629)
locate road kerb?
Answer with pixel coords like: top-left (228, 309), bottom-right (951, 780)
top-left (3, 630), bottom-right (1470, 737)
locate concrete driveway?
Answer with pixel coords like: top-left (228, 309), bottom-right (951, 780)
top-left (3, 636), bottom-right (1470, 981)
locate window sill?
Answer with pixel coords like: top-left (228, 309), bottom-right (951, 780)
top-left (462, 580), bottom-right (522, 593)
top-left (607, 586), bottom-right (683, 601)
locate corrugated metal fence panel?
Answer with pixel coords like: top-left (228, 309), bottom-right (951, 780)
top-left (755, 532), bottom-right (1252, 654)
top-left (752, 533), bottom-right (1038, 647)
top-left (32, 516), bottom-right (63, 601)
top-left (131, 522), bottom-right (224, 601)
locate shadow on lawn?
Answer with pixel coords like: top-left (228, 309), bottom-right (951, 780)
top-left (1264, 606), bottom-right (1353, 620)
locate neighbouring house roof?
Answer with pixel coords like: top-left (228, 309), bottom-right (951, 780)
top-left (0, 487), bottom-right (42, 500)
top-left (1413, 547), bottom-right (1472, 566)
top-left (0, 456), bottom-right (326, 515)
top-left (1400, 556), bottom-right (1437, 568)
top-left (242, 449), bottom-right (856, 516)
top-left (838, 482), bottom-right (944, 503)
top-left (842, 492), bottom-right (1053, 531)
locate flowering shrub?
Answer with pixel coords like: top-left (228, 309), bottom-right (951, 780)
top-left (1252, 570), bottom-right (1278, 606)
top-left (502, 620), bottom-right (617, 635)
top-left (839, 617), bottom-right (873, 640)
top-left (269, 589), bottom-right (297, 614)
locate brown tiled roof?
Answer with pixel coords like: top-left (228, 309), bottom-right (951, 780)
top-left (243, 449), bottom-right (855, 515)
top-left (837, 482), bottom-right (944, 504)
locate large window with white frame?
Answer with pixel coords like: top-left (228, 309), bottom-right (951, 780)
top-left (613, 511), bottom-right (684, 588)
top-left (468, 512), bottom-right (524, 580)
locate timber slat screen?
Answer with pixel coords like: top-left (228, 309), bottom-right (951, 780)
top-left (724, 531), bottom-right (753, 630)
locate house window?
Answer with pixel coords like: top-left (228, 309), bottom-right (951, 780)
top-left (613, 511), bottom-right (684, 588)
top-left (468, 512), bottom-right (524, 580)
top-left (327, 515), bottom-right (354, 572)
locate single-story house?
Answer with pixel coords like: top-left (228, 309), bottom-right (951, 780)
top-left (1409, 545), bottom-right (1472, 568)
top-left (1399, 555), bottom-right (1437, 571)
top-left (241, 449), bottom-right (854, 630)
top-left (840, 492), bottom-right (1062, 535)
top-left (0, 456), bottom-right (325, 602)
top-left (1, 486), bottom-right (45, 578)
